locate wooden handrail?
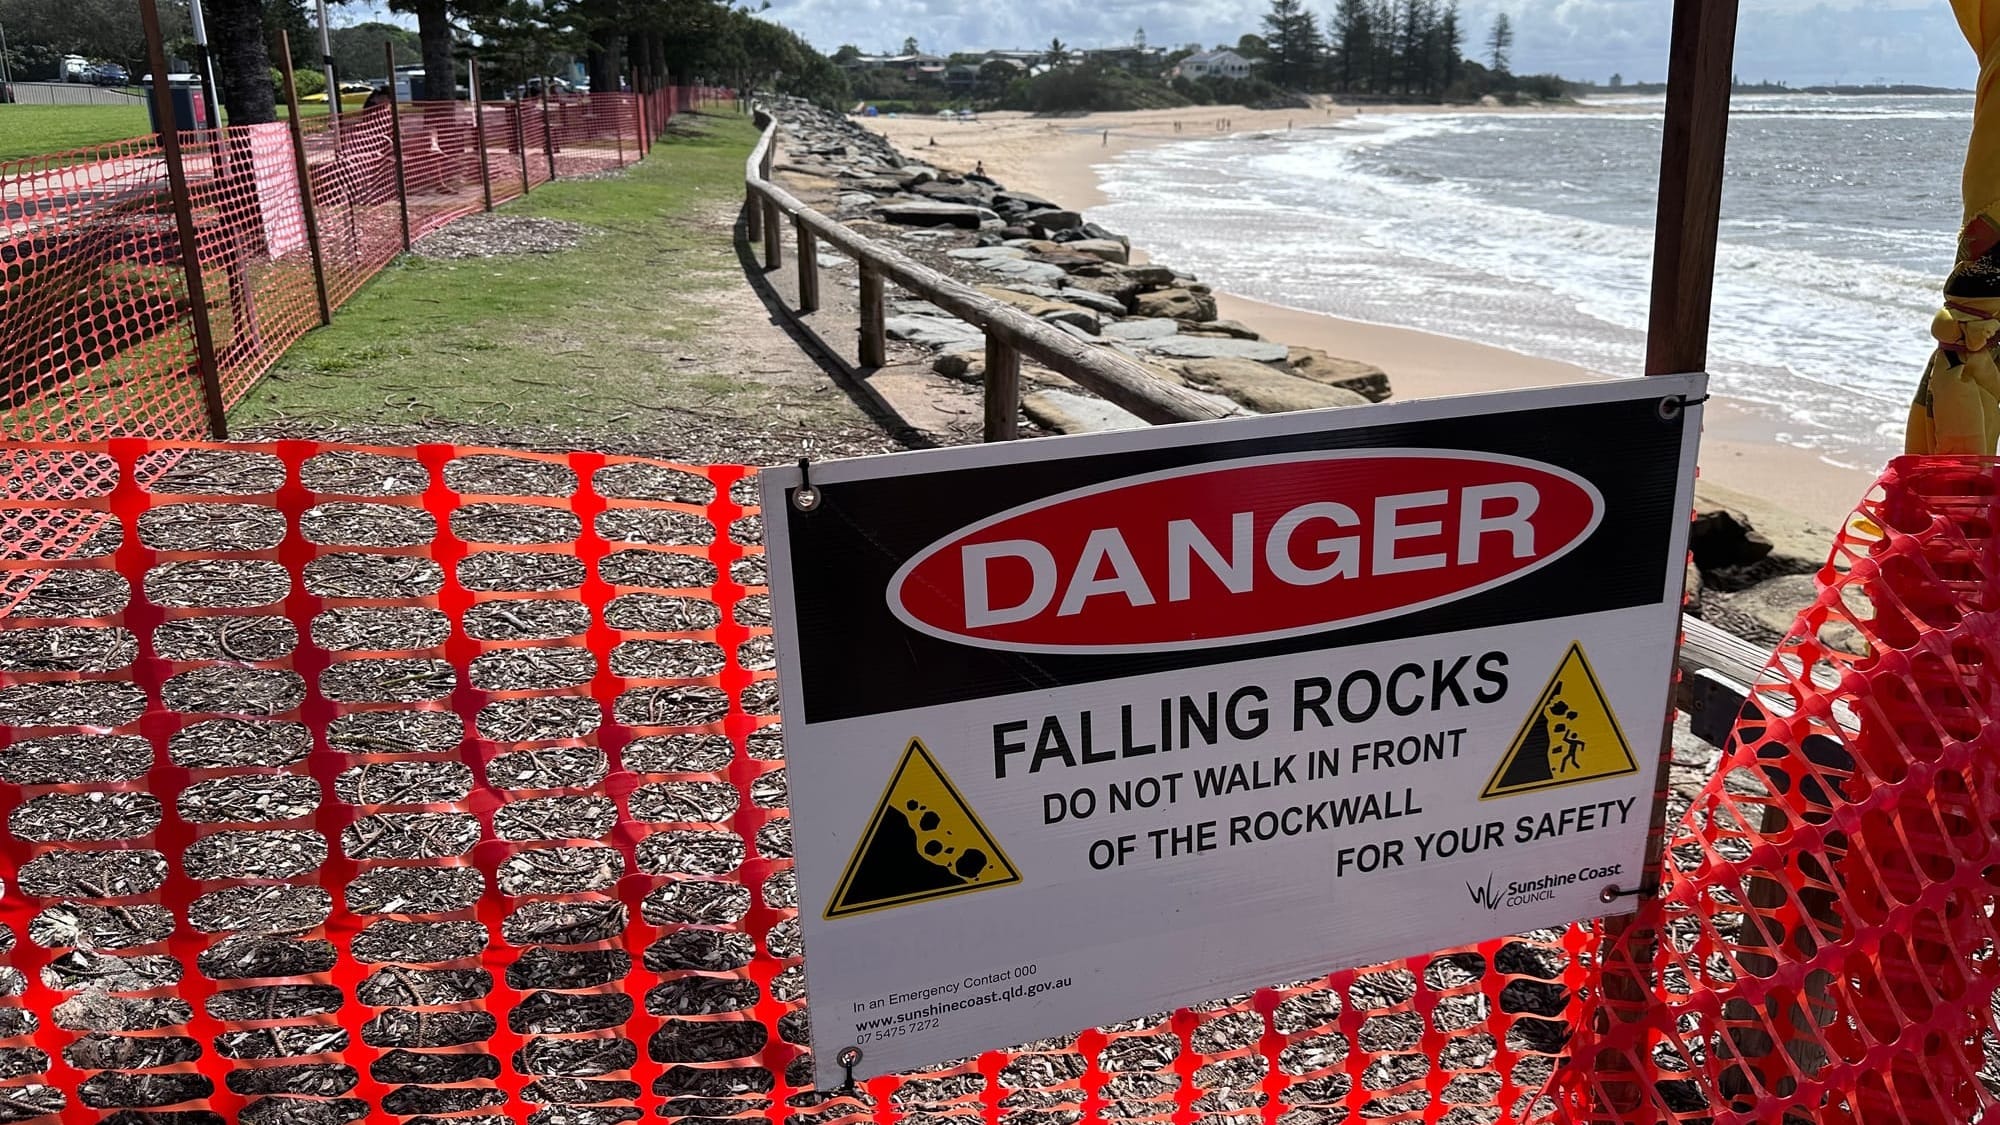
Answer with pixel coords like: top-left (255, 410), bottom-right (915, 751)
top-left (743, 107), bottom-right (1780, 750)
top-left (745, 113), bottom-right (1233, 430)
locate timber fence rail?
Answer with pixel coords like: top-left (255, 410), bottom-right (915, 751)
top-left (0, 85), bottom-right (733, 445)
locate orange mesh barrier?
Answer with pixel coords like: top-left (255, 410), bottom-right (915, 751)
top-left (0, 93), bottom-right (734, 449)
top-left (1534, 455), bottom-right (2000, 1123)
top-left (0, 439), bottom-right (1598, 1125)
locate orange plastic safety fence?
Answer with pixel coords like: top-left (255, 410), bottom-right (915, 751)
top-left (0, 135), bottom-right (219, 440)
top-left (0, 92), bottom-right (691, 456)
top-left (0, 439), bottom-right (1596, 1125)
top-left (298, 107), bottom-right (409, 309)
top-left (1531, 454), bottom-right (2000, 1124)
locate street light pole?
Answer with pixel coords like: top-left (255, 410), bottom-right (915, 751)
top-left (186, 0), bottom-right (220, 127)
top-left (316, 0), bottom-right (340, 124)
top-left (0, 21), bottom-right (13, 90)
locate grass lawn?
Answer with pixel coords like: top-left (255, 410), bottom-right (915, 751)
top-left (235, 112), bottom-right (786, 434)
top-left (0, 104), bottom-right (153, 162)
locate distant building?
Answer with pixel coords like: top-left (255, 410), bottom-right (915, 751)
top-left (1081, 46), bottom-right (1167, 71)
top-left (841, 52), bottom-right (948, 77)
top-left (1174, 49), bottom-right (1252, 81)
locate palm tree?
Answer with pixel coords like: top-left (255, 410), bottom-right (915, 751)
top-left (1044, 37), bottom-right (1069, 68)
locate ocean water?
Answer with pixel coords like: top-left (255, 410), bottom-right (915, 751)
top-left (1091, 94), bottom-right (1973, 469)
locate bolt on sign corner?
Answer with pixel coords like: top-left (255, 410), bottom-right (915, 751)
top-left (762, 375), bottom-right (1705, 1086)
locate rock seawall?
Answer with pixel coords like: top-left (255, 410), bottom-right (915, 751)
top-left (764, 98), bottom-right (1392, 433)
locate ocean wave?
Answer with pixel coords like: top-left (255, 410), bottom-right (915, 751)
top-left (1094, 110), bottom-right (1952, 463)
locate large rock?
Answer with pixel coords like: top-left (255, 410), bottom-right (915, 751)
top-left (1122, 263), bottom-right (1179, 288)
top-left (1286, 347), bottom-right (1391, 402)
top-left (886, 315), bottom-right (984, 349)
top-left (913, 180), bottom-right (988, 203)
top-left (993, 190), bottom-right (1061, 215)
top-left (1101, 318), bottom-right (1180, 341)
top-left (1063, 239), bottom-right (1130, 264)
top-left (973, 257), bottom-right (1068, 286)
top-left (1133, 288), bottom-right (1218, 322)
top-left (1057, 287), bottom-right (1127, 316)
top-left (1022, 208), bottom-right (1084, 232)
top-left (1693, 482), bottom-right (1834, 572)
top-left (976, 286), bottom-right (1099, 334)
top-left (1147, 336), bottom-right (1290, 363)
top-left (1182, 319), bottom-right (1260, 339)
top-left (1689, 507), bottom-right (1773, 571)
top-left (949, 246), bottom-right (1028, 262)
top-left (875, 201), bottom-right (1000, 228)
top-left (1023, 389), bottom-right (1149, 434)
top-left (1174, 358), bottom-right (1369, 414)
top-left (1063, 274), bottom-right (1143, 307)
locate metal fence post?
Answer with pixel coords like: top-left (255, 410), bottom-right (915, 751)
top-left (469, 55), bottom-right (493, 211)
top-left (541, 85), bottom-right (557, 181)
top-left (858, 265), bottom-right (886, 368)
top-left (984, 330), bottom-right (1021, 441)
top-left (384, 41), bottom-right (412, 250)
top-left (795, 217), bottom-right (819, 312)
top-left (278, 33), bottom-right (333, 326)
top-left (141, 0), bottom-right (228, 438)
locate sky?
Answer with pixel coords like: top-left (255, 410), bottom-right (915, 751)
top-left (330, 0), bottom-right (1980, 88)
top-left (742, 0), bottom-right (1979, 88)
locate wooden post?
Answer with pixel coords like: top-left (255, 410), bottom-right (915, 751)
top-left (858, 265), bottom-right (886, 368)
top-left (795, 217), bottom-right (819, 313)
top-left (984, 330), bottom-right (1021, 441)
top-left (469, 55), bottom-right (493, 211)
top-left (141, 0), bottom-right (227, 439)
top-left (763, 198), bottom-right (782, 271)
top-left (745, 183), bottom-right (763, 242)
top-left (1645, 0), bottom-right (1739, 378)
top-left (634, 91), bottom-right (646, 159)
top-left (278, 33), bottom-right (332, 326)
top-left (541, 85), bottom-right (557, 181)
top-left (1581, 2), bottom-right (1741, 1120)
top-left (384, 42), bottom-right (412, 250)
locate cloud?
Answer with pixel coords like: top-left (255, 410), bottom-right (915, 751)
top-left (761, 0), bottom-right (1979, 87)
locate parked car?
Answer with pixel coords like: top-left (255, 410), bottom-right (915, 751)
top-left (301, 81), bottom-right (375, 105)
top-left (92, 63), bottom-right (130, 87)
top-left (61, 55), bottom-right (91, 82)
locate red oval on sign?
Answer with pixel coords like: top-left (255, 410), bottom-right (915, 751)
top-left (887, 450), bottom-right (1603, 653)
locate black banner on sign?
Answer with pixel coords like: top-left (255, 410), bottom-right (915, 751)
top-left (774, 391), bottom-right (1687, 724)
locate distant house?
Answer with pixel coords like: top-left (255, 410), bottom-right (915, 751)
top-left (1174, 49), bottom-right (1252, 80)
top-left (841, 52), bottom-right (948, 79)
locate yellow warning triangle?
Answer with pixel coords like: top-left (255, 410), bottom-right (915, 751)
top-left (1481, 642), bottom-right (1638, 800)
top-left (825, 738), bottom-right (1021, 919)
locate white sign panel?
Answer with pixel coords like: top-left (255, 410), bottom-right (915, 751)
top-left (762, 376), bottom-right (1705, 1085)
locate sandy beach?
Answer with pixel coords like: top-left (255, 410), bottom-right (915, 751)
top-left (866, 106), bottom-right (1882, 528)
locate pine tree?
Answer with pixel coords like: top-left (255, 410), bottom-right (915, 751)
top-left (1438, 2), bottom-right (1462, 92)
top-left (1487, 11), bottom-right (1512, 75)
top-left (1260, 0), bottom-right (1323, 90)
top-left (1328, 0), bottom-right (1372, 92)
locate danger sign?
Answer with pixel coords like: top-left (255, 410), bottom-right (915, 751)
top-left (763, 376), bottom-right (1704, 1085)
